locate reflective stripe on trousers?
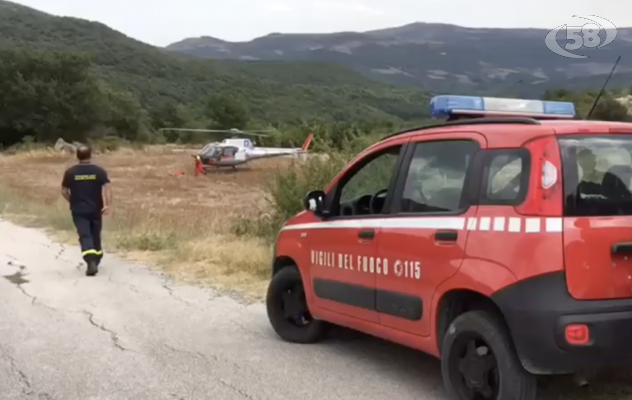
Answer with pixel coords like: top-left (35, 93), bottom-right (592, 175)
top-left (82, 249), bottom-right (103, 257)
top-left (72, 212), bottom-right (103, 261)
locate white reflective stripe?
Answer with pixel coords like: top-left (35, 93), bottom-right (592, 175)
top-left (281, 216), bottom-right (564, 233)
top-left (508, 217), bottom-right (521, 232)
top-left (281, 217), bottom-right (464, 231)
top-left (466, 218), bottom-right (477, 230)
top-left (545, 217), bottom-right (563, 232)
top-left (525, 218), bottom-right (541, 233)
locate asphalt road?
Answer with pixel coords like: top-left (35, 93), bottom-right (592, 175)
top-left (0, 219), bottom-right (626, 400)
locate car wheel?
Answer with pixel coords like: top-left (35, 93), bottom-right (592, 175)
top-left (441, 310), bottom-right (537, 400)
top-left (266, 266), bottom-right (326, 343)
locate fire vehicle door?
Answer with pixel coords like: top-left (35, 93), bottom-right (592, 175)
top-left (376, 135), bottom-right (484, 336)
top-left (309, 142), bottom-right (406, 323)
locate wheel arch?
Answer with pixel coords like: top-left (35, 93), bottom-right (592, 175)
top-left (432, 261), bottom-right (517, 354)
top-left (435, 289), bottom-right (509, 355)
top-left (272, 254), bottom-right (319, 316)
top-left (273, 255), bottom-right (298, 277)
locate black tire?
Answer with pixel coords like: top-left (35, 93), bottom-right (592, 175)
top-left (266, 266), bottom-right (327, 343)
top-left (441, 310), bottom-right (537, 400)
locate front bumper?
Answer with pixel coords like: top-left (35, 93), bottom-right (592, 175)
top-left (491, 272), bottom-right (632, 375)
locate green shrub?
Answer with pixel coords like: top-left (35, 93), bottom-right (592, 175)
top-left (5, 135), bottom-right (48, 153)
top-left (232, 131), bottom-right (385, 242)
top-left (232, 151), bottom-right (352, 242)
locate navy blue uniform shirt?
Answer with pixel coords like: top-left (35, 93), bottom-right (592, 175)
top-left (61, 163), bottom-right (110, 215)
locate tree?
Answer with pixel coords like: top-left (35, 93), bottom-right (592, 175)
top-left (0, 46), bottom-right (150, 147)
top-left (0, 47), bottom-right (104, 146)
top-left (543, 88), bottom-right (631, 121)
top-left (589, 97), bottom-right (632, 122)
top-left (97, 81), bottom-right (151, 141)
top-left (206, 94), bottom-right (249, 130)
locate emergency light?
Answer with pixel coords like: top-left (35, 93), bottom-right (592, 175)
top-left (429, 95), bottom-right (576, 119)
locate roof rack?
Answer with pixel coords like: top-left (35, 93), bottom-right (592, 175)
top-left (381, 117), bottom-right (541, 141)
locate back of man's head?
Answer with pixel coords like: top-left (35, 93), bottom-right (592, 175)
top-left (76, 145), bottom-right (92, 162)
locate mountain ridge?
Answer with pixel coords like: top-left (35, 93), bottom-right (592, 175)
top-left (166, 22), bottom-right (632, 96)
top-left (168, 21), bottom-right (632, 45)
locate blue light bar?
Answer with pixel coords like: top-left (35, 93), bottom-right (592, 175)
top-left (429, 95), bottom-right (576, 119)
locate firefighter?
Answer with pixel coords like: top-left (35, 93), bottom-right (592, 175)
top-left (577, 148), bottom-right (603, 197)
top-left (60, 145), bottom-right (112, 276)
top-left (578, 148), bottom-right (601, 183)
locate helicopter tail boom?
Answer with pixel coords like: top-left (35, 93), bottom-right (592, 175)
top-left (249, 132), bottom-right (314, 157)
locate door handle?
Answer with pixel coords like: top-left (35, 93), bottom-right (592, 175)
top-left (435, 230), bottom-right (457, 242)
top-left (612, 242), bottom-right (632, 255)
top-left (358, 230), bottom-right (375, 240)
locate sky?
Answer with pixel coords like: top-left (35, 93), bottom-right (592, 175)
top-left (11, 0), bottom-right (632, 47)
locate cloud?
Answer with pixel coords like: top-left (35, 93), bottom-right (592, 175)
top-left (262, 2), bottom-right (294, 13)
top-left (310, 1), bottom-right (385, 16)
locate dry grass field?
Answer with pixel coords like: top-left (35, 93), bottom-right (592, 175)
top-left (0, 146), bottom-right (297, 299)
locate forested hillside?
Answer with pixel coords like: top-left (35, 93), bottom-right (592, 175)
top-left (0, 0), bottom-right (630, 150)
top-left (0, 0), bottom-right (430, 147)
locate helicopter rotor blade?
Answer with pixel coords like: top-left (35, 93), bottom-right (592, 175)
top-left (212, 130), bottom-right (272, 137)
top-left (158, 128), bottom-right (274, 137)
top-left (158, 128), bottom-right (224, 132)
top-left (233, 132), bottom-right (271, 137)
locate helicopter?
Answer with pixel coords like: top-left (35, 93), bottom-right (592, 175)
top-left (159, 128), bottom-right (314, 175)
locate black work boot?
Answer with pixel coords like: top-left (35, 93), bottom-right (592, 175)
top-left (86, 258), bottom-right (98, 276)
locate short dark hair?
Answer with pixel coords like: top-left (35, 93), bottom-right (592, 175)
top-left (76, 145), bottom-right (92, 161)
top-left (578, 148), bottom-right (595, 160)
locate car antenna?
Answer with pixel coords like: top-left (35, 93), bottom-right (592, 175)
top-left (585, 55), bottom-right (621, 120)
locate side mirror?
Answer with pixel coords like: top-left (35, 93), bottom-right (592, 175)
top-left (304, 190), bottom-right (326, 214)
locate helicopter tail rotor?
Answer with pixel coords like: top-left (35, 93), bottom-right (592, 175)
top-left (301, 133), bottom-right (314, 151)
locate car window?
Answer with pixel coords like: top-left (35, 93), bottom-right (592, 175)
top-left (559, 135), bottom-right (632, 216)
top-left (399, 140), bottom-right (480, 213)
top-left (336, 145), bottom-right (401, 216)
top-left (486, 154), bottom-right (523, 201)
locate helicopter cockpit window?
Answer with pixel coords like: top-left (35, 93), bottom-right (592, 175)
top-left (200, 145), bottom-right (219, 157)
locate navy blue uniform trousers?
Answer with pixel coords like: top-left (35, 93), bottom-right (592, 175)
top-left (72, 212), bottom-right (103, 264)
